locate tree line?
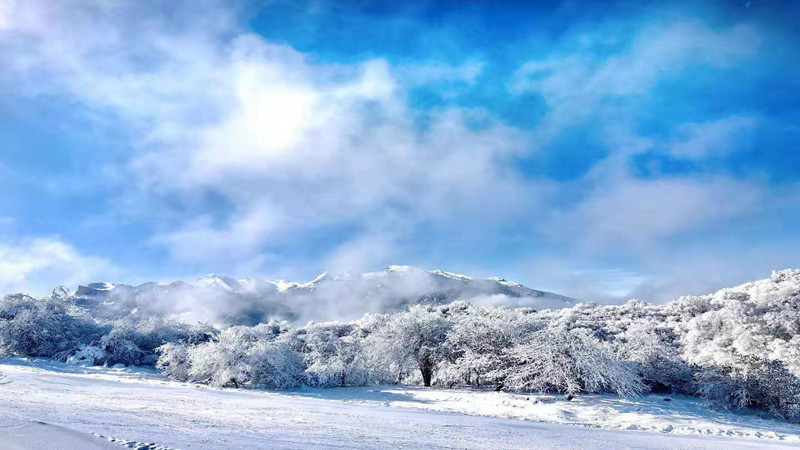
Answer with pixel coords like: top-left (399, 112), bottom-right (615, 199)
top-left (2, 269), bottom-right (800, 422)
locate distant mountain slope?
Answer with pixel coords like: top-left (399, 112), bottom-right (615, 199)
top-left (68, 265), bottom-right (576, 325)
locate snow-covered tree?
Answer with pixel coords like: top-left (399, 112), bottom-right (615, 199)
top-left (366, 305), bottom-right (453, 386)
top-left (502, 327), bottom-right (646, 397)
top-left (437, 303), bottom-right (541, 387)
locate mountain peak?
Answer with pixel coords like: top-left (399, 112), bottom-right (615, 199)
top-left (429, 269), bottom-right (472, 281)
top-left (194, 274), bottom-right (238, 291)
top-left (385, 265), bottom-right (421, 273)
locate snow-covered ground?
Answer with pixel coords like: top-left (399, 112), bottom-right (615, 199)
top-left (1, 358), bottom-right (799, 449)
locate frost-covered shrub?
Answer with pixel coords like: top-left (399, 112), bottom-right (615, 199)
top-left (683, 270), bottom-right (800, 376)
top-left (249, 340), bottom-right (305, 389)
top-left (0, 294), bottom-right (101, 357)
top-left (296, 322), bottom-right (371, 387)
top-left (169, 321), bottom-right (304, 389)
top-left (502, 327), bottom-right (646, 397)
top-left (677, 270), bottom-right (800, 419)
top-left (101, 333), bottom-right (147, 366)
top-left (185, 338), bottom-right (247, 388)
top-left (101, 317), bottom-right (215, 366)
top-left (155, 342), bottom-right (191, 381)
top-left (66, 344), bottom-right (107, 366)
top-left (697, 357), bottom-right (800, 422)
top-left (617, 323), bottom-right (693, 393)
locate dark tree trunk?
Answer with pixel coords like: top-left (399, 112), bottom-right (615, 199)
top-left (420, 364), bottom-right (433, 387)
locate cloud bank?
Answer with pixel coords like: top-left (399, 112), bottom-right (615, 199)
top-left (0, 0), bottom-right (797, 303)
top-left (0, 238), bottom-right (116, 296)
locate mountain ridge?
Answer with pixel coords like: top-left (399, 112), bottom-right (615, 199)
top-left (69, 265), bottom-right (576, 325)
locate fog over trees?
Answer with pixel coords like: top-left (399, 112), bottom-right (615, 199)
top-left (2, 270), bottom-right (800, 423)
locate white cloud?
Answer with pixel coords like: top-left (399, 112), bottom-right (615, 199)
top-left (554, 176), bottom-right (763, 249)
top-left (324, 232), bottom-right (401, 274)
top-left (510, 19), bottom-right (768, 253)
top-left (520, 238), bottom-right (800, 305)
top-left (0, 1), bottom-right (533, 267)
top-left (0, 0), bottom-right (11, 29)
top-left (514, 21), bottom-right (760, 102)
top-left (0, 1), bottom-right (791, 306)
top-left (513, 21), bottom-right (762, 146)
top-left (397, 59), bottom-right (485, 86)
top-left (668, 116), bottom-right (758, 159)
top-left (0, 238), bottom-right (116, 296)
top-left (150, 205), bottom-right (288, 263)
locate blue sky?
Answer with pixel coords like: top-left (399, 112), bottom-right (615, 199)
top-left (0, 0), bottom-right (798, 301)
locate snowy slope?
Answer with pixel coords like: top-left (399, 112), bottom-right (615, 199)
top-left (67, 266), bottom-right (575, 325)
top-left (1, 358), bottom-right (799, 449)
top-left (0, 420), bottom-right (120, 450)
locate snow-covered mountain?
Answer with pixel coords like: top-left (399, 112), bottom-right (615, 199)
top-left (69, 266), bottom-right (575, 325)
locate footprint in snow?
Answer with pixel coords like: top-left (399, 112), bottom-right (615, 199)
top-left (92, 433), bottom-right (177, 450)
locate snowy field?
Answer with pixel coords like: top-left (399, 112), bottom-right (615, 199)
top-left (1, 358), bottom-right (799, 449)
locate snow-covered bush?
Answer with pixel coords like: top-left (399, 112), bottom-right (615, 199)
top-left (294, 322), bottom-right (371, 387)
top-left (0, 294), bottom-right (101, 358)
top-left (249, 340), bottom-right (305, 389)
top-left (187, 325), bottom-right (264, 387)
top-left (155, 342), bottom-right (191, 380)
top-left (678, 270), bottom-right (800, 420)
top-left (100, 317), bottom-right (214, 366)
top-left (502, 327), bottom-right (646, 397)
top-left (683, 270), bottom-right (800, 376)
top-left (66, 345), bottom-right (107, 366)
top-left (697, 357), bottom-right (800, 422)
top-left (617, 323), bottom-right (692, 393)
top-left (185, 338), bottom-right (248, 388)
top-left (162, 321), bottom-right (304, 389)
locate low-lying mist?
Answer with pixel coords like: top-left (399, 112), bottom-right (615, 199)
top-left (63, 266), bottom-right (576, 326)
